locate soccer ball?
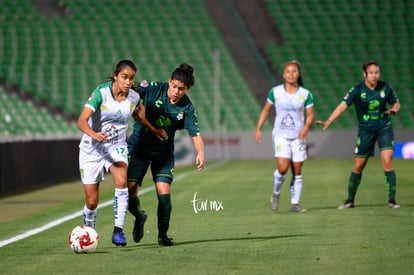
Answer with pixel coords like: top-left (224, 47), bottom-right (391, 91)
top-left (68, 225), bottom-right (99, 253)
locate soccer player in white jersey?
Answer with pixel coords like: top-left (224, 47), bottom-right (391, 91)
top-left (78, 60), bottom-right (145, 246)
top-left (255, 60), bottom-right (314, 212)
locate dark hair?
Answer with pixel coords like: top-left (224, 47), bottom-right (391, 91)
top-left (362, 60), bottom-right (380, 73)
top-left (284, 60), bottom-right (303, 86)
top-left (109, 59), bottom-right (137, 81)
top-left (171, 63), bottom-right (195, 88)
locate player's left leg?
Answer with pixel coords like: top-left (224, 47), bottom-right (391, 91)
top-left (107, 148), bottom-right (129, 246)
top-left (152, 155), bottom-right (175, 246)
top-left (378, 125), bottom-right (399, 208)
top-left (290, 138), bottom-right (307, 212)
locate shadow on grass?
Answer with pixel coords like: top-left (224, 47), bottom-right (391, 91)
top-left (309, 202), bottom-right (414, 211)
top-left (122, 233), bottom-right (309, 250)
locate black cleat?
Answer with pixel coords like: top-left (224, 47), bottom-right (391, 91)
top-left (158, 236), bottom-right (174, 246)
top-left (133, 211), bottom-right (147, 243)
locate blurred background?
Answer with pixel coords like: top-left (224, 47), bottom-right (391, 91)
top-left (0, 0), bottom-right (413, 194)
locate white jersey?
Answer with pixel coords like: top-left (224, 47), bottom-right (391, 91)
top-left (267, 84), bottom-right (314, 139)
top-left (79, 81), bottom-right (140, 156)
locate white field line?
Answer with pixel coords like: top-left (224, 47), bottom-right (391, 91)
top-left (0, 161), bottom-right (225, 248)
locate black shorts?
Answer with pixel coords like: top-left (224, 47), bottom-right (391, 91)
top-left (354, 123), bottom-right (394, 157)
top-left (127, 149), bottom-right (175, 185)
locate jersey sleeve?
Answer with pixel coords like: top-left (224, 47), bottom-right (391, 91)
top-left (386, 84), bottom-right (399, 104)
top-left (267, 88), bottom-right (275, 104)
top-left (84, 87), bottom-right (103, 112)
top-left (184, 103), bottom-right (201, 137)
top-left (343, 86), bottom-right (357, 106)
top-left (305, 91), bottom-right (314, 108)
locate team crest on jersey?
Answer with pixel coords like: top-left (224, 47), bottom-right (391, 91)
top-left (140, 80), bottom-right (149, 88)
top-left (176, 112), bottom-right (184, 120)
top-left (380, 90), bottom-right (385, 98)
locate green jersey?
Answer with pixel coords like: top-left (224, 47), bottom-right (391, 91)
top-left (343, 81), bottom-right (398, 128)
top-left (128, 80), bottom-right (200, 153)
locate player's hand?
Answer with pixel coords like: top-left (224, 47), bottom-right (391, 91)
top-left (195, 153), bottom-right (205, 171)
top-left (255, 130), bottom-right (261, 143)
top-left (93, 132), bottom-right (107, 142)
top-left (152, 128), bottom-right (168, 141)
top-left (385, 109), bottom-right (397, 115)
top-left (315, 120), bottom-right (332, 130)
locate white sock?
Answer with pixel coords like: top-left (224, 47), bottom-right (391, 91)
top-left (290, 175), bottom-right (303, 204)
top-left (273, 170), bottom-right (286, 195)
top-left (83, 205), bottom-right (97, 228)
top-left (114, 188), bottom-right (128, 229)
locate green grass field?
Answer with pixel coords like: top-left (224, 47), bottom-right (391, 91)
top-left (0, 159), bottom-right (413, 274)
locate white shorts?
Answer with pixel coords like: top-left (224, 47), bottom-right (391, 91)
top-left (272, 135), bottom-right (307, 162)
top-left (79, 146), bottom-right (129, 184)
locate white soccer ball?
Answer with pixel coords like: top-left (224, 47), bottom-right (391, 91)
top-left (68, 225), bottom-right (99, 253)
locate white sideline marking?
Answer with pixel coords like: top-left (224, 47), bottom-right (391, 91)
top-left (0, 162), bottom-right (224, 247)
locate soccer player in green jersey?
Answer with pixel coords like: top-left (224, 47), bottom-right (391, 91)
top-left (317, 60), bottom-right (401, 209)
top-left (127, 63), bottom-right (205, 246)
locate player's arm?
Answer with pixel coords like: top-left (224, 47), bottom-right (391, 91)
top-left (192, 135), bottom-right (205, 171)
top-left (255, 101), bottom-right (273, 143)
top-left (299, 105), bottom-right (314, 140)
top-left (385, 101), bottom-right (400, 115)
top-left (133, 103), bottom-right (167, 141)
top-left (316, 102), bottom-right (348, 130)
top-left (77, 107), bottom-right (107, 142)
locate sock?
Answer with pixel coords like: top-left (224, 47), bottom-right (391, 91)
top-left (273, 170), bottom-right (286, 195)
top-left (290, 175), bottom-right (303, 204)
top-left (114, 188), bottom-right (128, 230)
top-left (83, 205), bottom-right (97, 228)
top-left (384, 170), bottom-right (397, 202)
top-left (113, 226), bottom-right (122, 234)
top-left (347, 172), bottom-right (362, 201)
top-left (157, 194), bottom-right (172, 238)
top-left (128, 196), bottom-right (143, 219)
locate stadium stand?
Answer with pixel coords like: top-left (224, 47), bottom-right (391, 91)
top-left (0, 0), bottom-right (261, 137)
top-left (264, 0), bottom-right (414, 129)
top-left (1, 0), bottom-right (413, 139)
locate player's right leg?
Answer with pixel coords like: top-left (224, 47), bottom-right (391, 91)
top-left (79, 150), bottom-right (104, 228)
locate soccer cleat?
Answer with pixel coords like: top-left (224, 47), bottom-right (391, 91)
top-left (133, 211), bottom-right (148, 243)
top-left (290, 204), bottom-right (307, 213)
top-left (388, 200), bottom-right (400, 209)
top-left (270, 193), bottom-right (280, 211)
top-left (158, 236), bottom-right (174, 246)
top-left (112, 232), bottom-right (127, 246)
top-left (338, 200), bottom-right (354, 210)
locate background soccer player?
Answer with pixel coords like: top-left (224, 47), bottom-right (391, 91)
top-left (255, 60), bottom-right (314, 213)
top-left (316, 60), bottom-right (401, 209)
top-left (127, 63), bottom-right (205, 246)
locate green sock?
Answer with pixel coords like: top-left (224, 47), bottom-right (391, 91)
top-left (384, 170), bottom-right (397, 202)
top-left (128, 196), bottom-right (142, 218)
top-left (348, 172), bottom-right (362, 201)
top-left (157, 194), bottom-right (172, 238)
